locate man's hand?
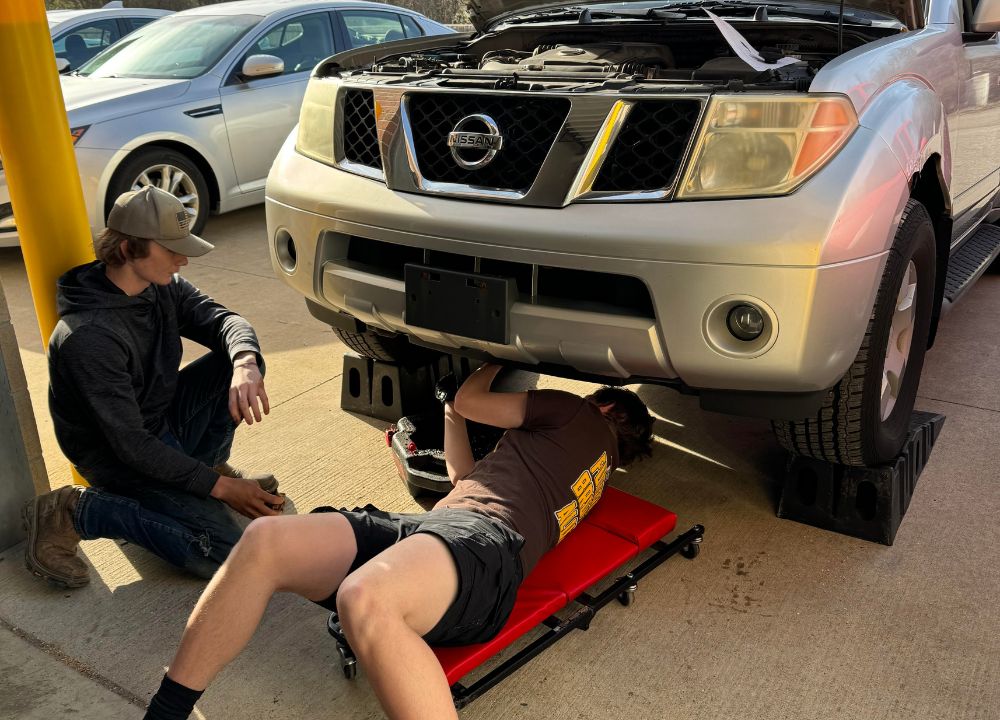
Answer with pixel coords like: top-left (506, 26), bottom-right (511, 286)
top-left (210, 475), bottom-right (282, 519)
top-left (229, 353), bottom-right (269, 425)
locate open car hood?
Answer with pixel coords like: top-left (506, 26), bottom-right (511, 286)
top-left (467, 0), bottom-right (923, 32)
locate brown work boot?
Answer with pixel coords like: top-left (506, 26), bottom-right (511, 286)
top-left (21, 486), bottom-right (90, 588)
top-left (213, 462), bottom-right (279, 494)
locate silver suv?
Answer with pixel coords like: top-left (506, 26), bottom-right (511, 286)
top-left (266, 0), bottom-right (1000, 466)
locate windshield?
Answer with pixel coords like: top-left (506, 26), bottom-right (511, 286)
top-left (76, 14), bottom-right (259, 79)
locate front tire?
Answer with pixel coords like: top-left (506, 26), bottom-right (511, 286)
top-left (773, 200), bottom-right (936, 466)
top-left (106, 147), bottom-right (210, 235)
top-left (334, 327), bottom-right (438, 366)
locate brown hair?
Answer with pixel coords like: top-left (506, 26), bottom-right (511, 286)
top-left (589, 386), bottom-right (655, 467)
top-left (94, 227), bottom-right (151, 267)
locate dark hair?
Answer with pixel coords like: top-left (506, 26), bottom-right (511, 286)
top-left (94, 227), bottom-right (151, 267)
top-left (589, 386), bottom-right (654, 467)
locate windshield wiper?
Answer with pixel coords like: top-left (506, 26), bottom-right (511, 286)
top-left (500, 1), bottom-right (872, 26)
top-left (502, 6), bottom-right (652, 25)
top-left (648, 0), bottom-right (873, 24)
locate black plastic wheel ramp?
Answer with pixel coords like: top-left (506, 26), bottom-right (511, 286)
top-left (777, 412), bottom-right (945, 545)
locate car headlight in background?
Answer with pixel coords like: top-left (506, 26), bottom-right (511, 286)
top-left (70, 125), bottom-right (90, 144)
top-left (677, 95), bottom-right (857, 199)
top-left (0, 126), bottom-right (90, 171)
top-left (295, 77), bottom-right (339, 165)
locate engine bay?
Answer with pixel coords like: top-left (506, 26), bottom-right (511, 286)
top-left (345, 21), bottom-right (901, 89)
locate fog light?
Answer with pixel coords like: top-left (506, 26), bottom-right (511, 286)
top-left (275, 229), bottom-right (297, 273)
top-left (727, 304), bottom-right (764, 341)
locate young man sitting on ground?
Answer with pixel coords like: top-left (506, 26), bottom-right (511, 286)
top-left (23, 186), bottom-right (283, 588)
top-left (143, 363), bottom-right (654, 720)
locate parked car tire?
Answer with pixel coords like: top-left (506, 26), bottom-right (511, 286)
top-left (105, 147), bottom-right (210, 234)
top-left (334, 327), bottom-right (439, 365)
top-left (772, 200), bottom-right (936, 467)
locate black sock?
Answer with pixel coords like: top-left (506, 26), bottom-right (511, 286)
top-left (144, 674), bottom-right (203, 720)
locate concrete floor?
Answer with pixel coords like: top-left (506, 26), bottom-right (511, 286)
top-left (0, 206), bottom-right (997, 720)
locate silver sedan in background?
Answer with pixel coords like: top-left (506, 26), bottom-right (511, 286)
top-left (0, 0), bottom-right (455, 247)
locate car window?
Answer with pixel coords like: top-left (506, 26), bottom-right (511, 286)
top-left (77, 14), bottom-right (259, 79)
top-left (400, 14), bottom-right (423, 38)
top-left (242, 12), bottom-right (334, 76)
top-left (53, 19), bottom-right (120, 70)
top-left (340, 10), bottom-right (409, 49)
top-left (125, 16), bottom-right (157, 33)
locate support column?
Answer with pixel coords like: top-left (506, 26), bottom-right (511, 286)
top-left (0, 0), bottom-right (96, 505)
top-left (0, 0), bottom-right (95, 345)
top-left (0, 280), bottom-right (47, 551)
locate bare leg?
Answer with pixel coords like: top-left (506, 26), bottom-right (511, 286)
top-left (444, 403), bottom-right (474, 483)
top-left (337, 533), bottom-right (460, 720)
top-left (166, 512), bottom-right (357, 690)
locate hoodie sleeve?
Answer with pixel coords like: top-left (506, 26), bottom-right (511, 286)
top-left (55, 327), bottom-right (220, 497)
top-left (172, 276), bottom-right (262, 365)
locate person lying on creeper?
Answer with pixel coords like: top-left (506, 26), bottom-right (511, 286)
top-left (22, 186), bottom-right (284, 589)
top-left (142, 363), bottom-right (654, 720)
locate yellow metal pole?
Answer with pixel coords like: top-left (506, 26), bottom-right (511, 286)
top-left (0, 0), bottom-right (95, 342)
top-left (0, 0), bottom-right (96, 486)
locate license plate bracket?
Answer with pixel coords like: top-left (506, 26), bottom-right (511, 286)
top-left (404, 264), bottom-right (515, 344)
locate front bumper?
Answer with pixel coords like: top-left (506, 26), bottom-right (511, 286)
top-left (266, 126), bottom-right (905, 401)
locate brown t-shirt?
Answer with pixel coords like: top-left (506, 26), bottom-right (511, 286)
top-left (436, 389), bottom-right (619, 575)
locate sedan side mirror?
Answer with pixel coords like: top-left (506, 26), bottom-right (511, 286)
top-left (973, 0), bottom-right (1000, 32)
top-left (56, 57), bottom-right (71, 74)
top-left (241, 54), bottom-right (284, 80)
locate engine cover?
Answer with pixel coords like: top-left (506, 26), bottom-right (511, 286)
top-left (480, 42), bottom-right (675, 73)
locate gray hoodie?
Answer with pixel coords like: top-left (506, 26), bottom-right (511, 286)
top-left (48, 261), bottom-right (261, 498)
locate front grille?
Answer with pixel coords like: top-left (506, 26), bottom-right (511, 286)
top-left (593, 100), bottom-right (702, 193)
top-left (408, 94), bottom-right (570, 192)
top-left (342, 89), bottom-right (380, 169)
top-left (345, 237), bottom-right (654, 318)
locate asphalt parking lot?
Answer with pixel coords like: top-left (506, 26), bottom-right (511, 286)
top-left (0, 205), bottom-right (998, 719)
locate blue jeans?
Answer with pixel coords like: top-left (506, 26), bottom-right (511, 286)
top-left (73, 351), bottom-right (253, 579)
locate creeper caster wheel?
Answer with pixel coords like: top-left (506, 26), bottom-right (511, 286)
top-left (617, 584), bottom-right (637, 606)
top-left (337, 645), bottom-right (357, 680)
top-left (680, 538), bottom-right (702, 559)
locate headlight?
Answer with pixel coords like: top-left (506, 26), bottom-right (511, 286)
top-left (0, 126), bottom-right (89, 169)
top-left (295, 77), bottom-right (339, 165)
top-left (677, 95), bottom-right (857, 199)
top-left (70, 125), bottom-right (90, 144)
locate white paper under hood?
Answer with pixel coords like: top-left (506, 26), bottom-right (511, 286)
top-left (704, 10), bottom-right (800, 71)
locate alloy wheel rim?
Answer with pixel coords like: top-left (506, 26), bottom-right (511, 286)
top-left (880, 260), bottom-right (917, 422)
top-left (129, 163), bottom-right (199, 220)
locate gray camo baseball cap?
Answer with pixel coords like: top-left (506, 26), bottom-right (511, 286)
top-left (106, 186), bottom-right (214, 257)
